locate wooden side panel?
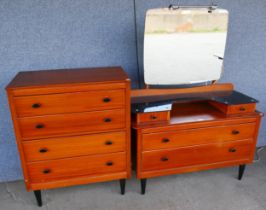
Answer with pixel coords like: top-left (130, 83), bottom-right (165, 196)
top-left (125, 79), bottom-right (131, 178)
top-left (6, 90), bottom-right (31, 190)
top-left (18, 109), bottom-right (125, 140)
top-left (14, 89), bottom-right (125, 117)
top-left (23, 132), bottom-right (126, 162)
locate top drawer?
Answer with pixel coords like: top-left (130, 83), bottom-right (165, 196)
top-left (142, 123), bottom-right (256, 151)
top-left (14, 89), bottom-right (125, 117)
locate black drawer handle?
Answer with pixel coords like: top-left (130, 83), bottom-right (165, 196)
top-left (150, 115), bottom-right (157, 120)
top-left (232, 130), bottom-right (240, 135)
top-left (39, 148), bottom-right (48, 153)
top-left (239, 107), bottom-right (246, 111)
top-left (229, 148), bottom-right (237, 153)
top-left (106, 161), bottom-right (113, 166)
top-left (36, 124), bottom-right (45, 129)
top-left (162, 138), bottom-right (170, 143)
top-left (105, 141), bottom-right (113, 145)
top-left (42, 169), bottom-right (51, 174)
top-left (104, 118), bottom-right (112, 123)
top-left (32, 103), bottom-right (41, 108)
top-left (161, 157), bottom-right (169, 162)
top-left (103, 97), bottom-right (111, 103)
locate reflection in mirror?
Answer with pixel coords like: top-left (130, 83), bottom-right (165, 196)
top-left (144, 7), bottom-right (229, 85)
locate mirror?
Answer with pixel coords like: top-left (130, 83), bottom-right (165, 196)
top-left (144, 7), bottom-right (229, 85)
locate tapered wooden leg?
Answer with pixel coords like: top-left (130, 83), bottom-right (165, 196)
top-left (140, 179), bottom-right (147, 195)
top-left (238, 164), bottom-right (246, 180)
top-left (34, 190), bottom-right (42, 207)
top-left (119, 179), bottom-right (126, 195)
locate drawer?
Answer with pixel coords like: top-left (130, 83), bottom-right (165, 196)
top-left (27, 152), bottom-right (126, 183)
top-left (19, 109), bottom-right (125, 140)
top-left (209, 101), bottom-right (256, 115)
top-left (135, 111), bottom-right (170, 124)
top-left (227, 104), bottom-right (256, 115)
top-left (142, 140), bottom-right (253, 171)
top-left (14, 89), bottom-right (125, 117)
top-left (23, 131), bottom-right (126, 162)
top-left (142, 123), bottom-right (256, 151)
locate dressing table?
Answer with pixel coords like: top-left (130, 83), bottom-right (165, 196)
top-left (131, 84), bottom-right (263, 194)
top-left (131, 6), bottom-right (263, 194)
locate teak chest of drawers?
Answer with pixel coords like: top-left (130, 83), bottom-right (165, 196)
top-left (131, 86), bottom-right (263, 194)
top-left (6, 67), bottom-right (131, 206)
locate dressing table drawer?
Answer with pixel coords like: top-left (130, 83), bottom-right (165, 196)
top-left (23, 131), bottom-right (126, 162)
top-left (227, 104), bottom-right (256, 115)
top-left (14, 89), bottom-right (125, 117)
top-left (28, 152), bottom-right (126, 183)
top-left (135, 111), bottom-right (170, 124)
top-left (19, 109), bottom-right (125, 140)
top-left (142, 140), bottom-right (253, 171)
top-left (142, 123), bottom-right (256, 151)
top-left (210, 101), bottom-right (256, 115)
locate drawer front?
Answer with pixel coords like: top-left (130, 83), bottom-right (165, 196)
top-left (136, 111), bottom-right (170, 124)
top-left (14, 89), bottom-right (125, 117)
top-left (142, 123), bottom-right (256, 151)
top-left (142, 140), bottom-right (253, 171)
top-left (27, 152), bottom-right (126, 182)
top-left (23, 131), bottom-right (126, 162)
top-left (19, 109), bottom-right (125, 140)
top-left (227, 104), bottom-right (256, 115)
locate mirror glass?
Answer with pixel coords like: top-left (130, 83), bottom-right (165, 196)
top-left (144, 7), bottom-right (229, 85)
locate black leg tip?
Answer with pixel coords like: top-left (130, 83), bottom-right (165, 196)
top-left (140, 179), bottom-right (147, 195)
top-left (34, 190), bottom-right (42, 207)
top-left (119, 179), bottom-right (126, 195)
top-left (238, 164), bottom-right (246, 181)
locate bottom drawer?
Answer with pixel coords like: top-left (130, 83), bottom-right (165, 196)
top-left (142, 140), bottom-right (253, 171)
top-left (27, 152), bottom-right (126, 183)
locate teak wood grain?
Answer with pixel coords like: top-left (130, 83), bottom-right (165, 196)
top-left (18, 109), bottom-right (125, 140)
top-left (142, 139), bottom-right (253, 171)
top-left (30, 172), bottom-right (127, 190)
top-left (23, 131), bottom-right (126, 162)
top-left (11, 83), bottom-right (127, 96)
top-left (27, 152), bottom-right (126, 183)
top-left (6, 67), bottom-right (128, 89)
top-left (209, 101), bottom-right (256, 115)
top-left (131, 83), bottom-right (234, 103)
top-left (135, 111), bottom-right (170, 124)
top-left (14, 89), bottom-right (125, 117)
top-left (142, 122), bottom-right (256, 151)
top-left (6, 67), bottom-right (131, 193)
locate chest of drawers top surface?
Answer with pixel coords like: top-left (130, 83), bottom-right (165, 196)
top-left (7, 67), bottom-right (128, 89)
